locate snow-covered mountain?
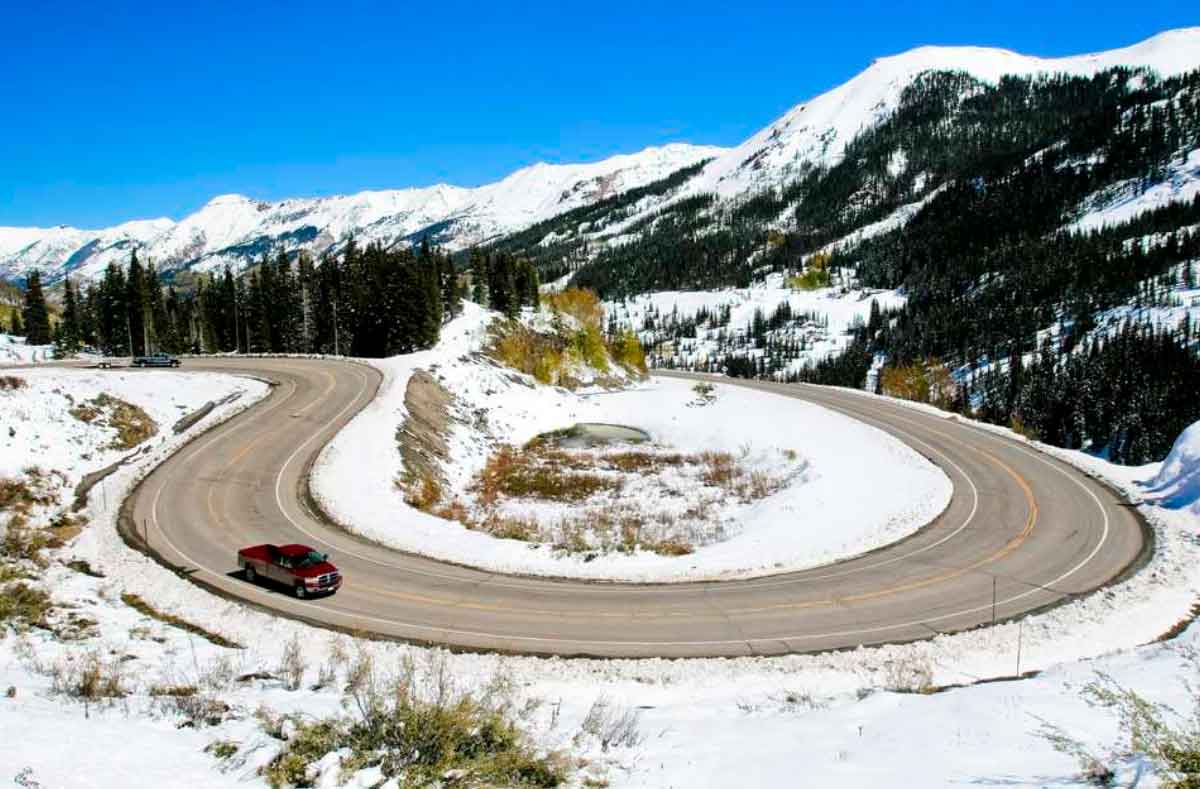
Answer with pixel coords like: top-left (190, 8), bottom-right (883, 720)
top-left (689, 28), bottom-right (1200, 200)
top-left (4, 28), bottom-right (1200, 287)
top-left (0, 143), bottom-right (724, 284)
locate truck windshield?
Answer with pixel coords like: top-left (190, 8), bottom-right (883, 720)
top-left (294, 551), bottom-right (326, 567)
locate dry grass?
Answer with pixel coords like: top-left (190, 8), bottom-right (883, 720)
top-left (50, 650), bottom-right (127, 701)
top-left (69, 393), bottom-right (158, 449)
top-left (121, 593), bottom-right (242, 649)
top-left (262, 654), bottom-right (567, 788)
top-left (400, 471), bottom-right (443, 512)
top-left (0, 471), bottom-right (59, 513)
top-left (0, 582), bottom-right (53, 629)
top-left (474, 445), bottom-right (621, 504)
top-left (440, 439), bottom-right (795, 558)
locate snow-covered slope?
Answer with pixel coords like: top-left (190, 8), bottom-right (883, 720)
top-left (1146, 419), bottom-right (1200, 514)
top-left (5, 28), bottom-right (1199, 288)
top-left (0, 144), bottom-right (723, 284)
top-left (690, 28), bottom-right (1200, 200)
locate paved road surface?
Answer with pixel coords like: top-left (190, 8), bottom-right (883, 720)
top-left (124, 359), bottom-right (1147, 657)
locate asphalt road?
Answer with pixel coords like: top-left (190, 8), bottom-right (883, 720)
top-left (124, 359), bottom-right (1147, 658)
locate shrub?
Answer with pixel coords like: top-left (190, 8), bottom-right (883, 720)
top-left (0, 582), bottom-right (52, 628)
top-left (579, 696), bottom-right (644, 751)
top-left (880, 359), bottom-right (955, 408)
top-left (50, 650), bottom-right (127, 701)
top-left (279, 633), bottom-right (308, 691)
top-left (68, 393), bottom-right (157, 449)
top-left (544, 288), bottom-right (603, 329)
top-left (608, 330), bottom-right (648, 375)
top-left (262, 656), bottom-right (567, 788)
top-left (569, 325), bottom-right (609, 372)
top-left (787, 252), bottom-right (833, 290)
top-left (0, 375), bottom-right (26, 391)
top-left (401, 472), bottom-right (442, 512)
top-left (1, 518), bottom-right (54, 565)
top-left (475, 446), bottom-right (619, 504)
top-left (489, 321), bottom-right (569, 386)
top-left (205, 740), bottom-right (239, 760)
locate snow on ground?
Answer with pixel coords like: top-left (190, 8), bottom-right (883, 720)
top-left (0, 368), bottom-right (264, 491)
top-left (1070, 146), bottom-right (1200, 233)
top-left (605, 275), bottom-right (904, 375)
top-left (1145, 420), bottom-right (1200, 515)
top-left (0, 333), bottom-right (54, 365)
top-left (3, 356), bottom-right (1200, 785)
top-left (312, 302), bottom-right (949, 581)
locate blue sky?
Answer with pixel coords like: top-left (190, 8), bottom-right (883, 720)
top-left (1, 1), bottom-right (1195, 228)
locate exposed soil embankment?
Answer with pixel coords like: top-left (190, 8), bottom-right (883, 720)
top-left (397, 370), bottom-right (454, 492)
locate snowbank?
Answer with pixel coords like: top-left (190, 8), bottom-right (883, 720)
top-left (0, 333), bottom-right (53, 366)
top-left (3, 359), bottom-right (1200, 787)
top-left (312, 304), bottom-right (950, 581)
top-left (1145, 419), bottom-right (1200, 515)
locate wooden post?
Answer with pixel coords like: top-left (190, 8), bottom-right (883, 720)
top-left (1016, 619), bottom-right (1023, 676)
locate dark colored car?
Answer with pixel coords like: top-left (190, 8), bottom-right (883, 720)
top-left (132, 352), bottom-right (181, 367)
top-left (237, 543), bottom-right (342, 598)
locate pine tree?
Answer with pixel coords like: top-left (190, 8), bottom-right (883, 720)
top-left (56, 277), bottom-right (82, 355)
top-left (470, 249), bottom-right (488, 305)
top-left (21, 270), bottom-right (51, 345)
top-left (125, 251), bottom-right (148, 356)
top-left (439, 254), bottom-right (461, 320)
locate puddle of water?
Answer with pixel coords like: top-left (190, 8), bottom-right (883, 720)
top-left (532, 422), bottom-right (650, 449)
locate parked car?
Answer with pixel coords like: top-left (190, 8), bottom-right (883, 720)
top-left (132, 352), bottom-right (181, 367)
top-left (237, 543), bottom-right (342, 598)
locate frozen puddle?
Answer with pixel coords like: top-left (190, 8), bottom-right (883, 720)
top-left (535, 422), bottom-right (651, 448)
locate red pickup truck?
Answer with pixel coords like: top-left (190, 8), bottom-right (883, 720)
top-left (237, 543), bottom-right (342, 598)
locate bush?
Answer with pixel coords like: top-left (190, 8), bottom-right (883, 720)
top-left (0, 375), bottom-right (26, 391)
top-left (401, 471), bottom-right (443, 512)
top-left (608, 329), bottom-right (648, 376)
top-left (0, 582), bottom-right (52, 628)
top-left (880, 358), bottom-right (955, 408)
top-left (474, 446), bottom-right (620, 504)
top-left (50, 650), bottom-right (127, 701)
top-left (262, 656), bottom-right (567, 788)
top-left (279, 633), bottom-right (308, 691)
top-left (787, 252), bottom-right (833, 290)
top-left (68, 393), bottom-right (157, 449)
top-left (544, 288), bottom-right (603, 329)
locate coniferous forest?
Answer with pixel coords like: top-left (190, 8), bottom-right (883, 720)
top-left (496, 65), bottom-right (1200, 464)
top-left (35, 240), bottom-right (462, 360)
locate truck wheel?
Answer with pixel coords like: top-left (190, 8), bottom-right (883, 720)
top-left (293, 584), bottom-right (306, 599)
top-left (244, 565), bottom-right (256, 584)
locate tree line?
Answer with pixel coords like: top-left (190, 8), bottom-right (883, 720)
top-left (12, 239), bottom-right (463, 359)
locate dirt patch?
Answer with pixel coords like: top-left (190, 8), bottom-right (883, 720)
top-left (69, 393), bottom-right (158, 450)
top-left (397, 370), bottom-right (454, 501)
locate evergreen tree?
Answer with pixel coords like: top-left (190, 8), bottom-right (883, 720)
top-left (56, 277), bottom-right (82, 355)
top-left (20, 270), bottom-right (51, 345)
top-left (469, 249), bottom-right (489, 306)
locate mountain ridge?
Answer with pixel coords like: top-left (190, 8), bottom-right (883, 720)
top-left (4, 28), bottom-right (1200, 287)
